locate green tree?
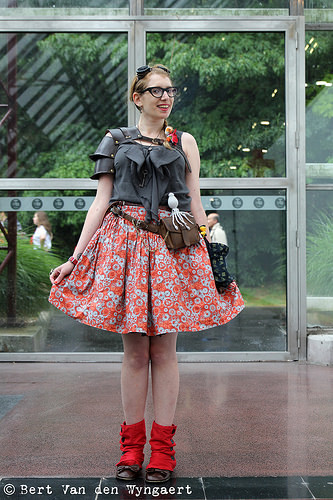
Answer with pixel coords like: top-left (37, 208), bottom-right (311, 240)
top-left (1, 30), bottom-right (332, 288)
top-left (147, 32), bottom-right (286, 177)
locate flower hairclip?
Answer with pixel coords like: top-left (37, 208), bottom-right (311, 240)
top-left (165, 126), bottom-right (178, 145)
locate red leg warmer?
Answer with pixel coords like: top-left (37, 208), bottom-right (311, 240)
top-left (146, 421), bottom-right (177, 472)
top-left (116, 419), bottom-right (146, 467)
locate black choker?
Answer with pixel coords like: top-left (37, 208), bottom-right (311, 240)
top-left (136, 127), bottom-right (164, 145)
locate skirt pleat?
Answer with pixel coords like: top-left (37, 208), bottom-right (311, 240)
top-left (49, 205), bottom-right (244, 336)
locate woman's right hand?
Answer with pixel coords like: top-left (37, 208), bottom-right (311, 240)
top-left (49, 261), bottom-right (75, 285)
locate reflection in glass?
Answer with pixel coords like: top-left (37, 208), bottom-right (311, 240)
top-left (0, 189), bottom-right (287, 353)
top-left (0, 0), bottom-right (127, 7)
top-left (145, 0), bottom-right (288, 8)
top-left (0, 33), bottom-right (128, 178)
top-left (304, 0), bottom-right (332, 8)
top-left (306, 190), bottom-right (333, 327)
top-left (305, 31), bottom-right (333, 184)
top-left (147, 32), bottom-right (286, 178)
top-left (306, 31), bottom-right (333, 329)
top-left (178, 189), bottom-right (287, 352)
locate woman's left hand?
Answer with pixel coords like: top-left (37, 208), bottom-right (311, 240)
top-left (49, 261), bottom-right (75, 285)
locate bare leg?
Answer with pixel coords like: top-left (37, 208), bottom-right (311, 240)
top-left (121, 334), bottom-right (150, 425)
top-left (149, 333), bottom-right (179, 426)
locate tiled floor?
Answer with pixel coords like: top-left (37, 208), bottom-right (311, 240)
top-left (1, 476), bottom-right (333, 499)
top-left (0, 362), bottom-right (332, 499)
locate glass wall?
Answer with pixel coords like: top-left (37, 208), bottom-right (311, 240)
top-left (145, 0), bottom-right (289, 6)
top-left (305, 31), bottom-right (333, 329)
top-left (0, 189), bottom-right (287, 353)
top-left (305, 0), bottom-right (332, 8)
top-left (0, 0), bottom-right (128, 15)
top-left (147, 32), bottom-right (286, 178)
top-left (0, 32), bottom-right (128, 179)
top-left (1, 9), bottom-right (332, 359)
top-left (0, 0), bottom-right (127, 5)
top-left (144, 0), bottom-right (289, 16)
top-left (305, 2), bottom-right (333, 23)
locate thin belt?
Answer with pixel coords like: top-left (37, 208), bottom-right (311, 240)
top-left (109, 201), bottom-right (164, 234)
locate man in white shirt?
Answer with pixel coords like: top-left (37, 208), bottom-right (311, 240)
top-left (207, 212), bottom-right (228, 245)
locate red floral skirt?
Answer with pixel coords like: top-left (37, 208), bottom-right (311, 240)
top-left (49, 205), bottom-right (244, 336)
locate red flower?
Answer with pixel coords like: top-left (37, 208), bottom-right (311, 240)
top-left (166, 128), bottom-right (178, 145)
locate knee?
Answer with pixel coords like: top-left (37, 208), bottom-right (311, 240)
top-left (124, 347), bottom-right (150, 371)
top-left (150, 342), bottom-right (177, 366)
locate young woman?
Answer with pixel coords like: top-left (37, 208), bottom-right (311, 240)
top-left (49, 64), bottom-right (244, 483)
top-left (32, 211), bottom-right (52, 251)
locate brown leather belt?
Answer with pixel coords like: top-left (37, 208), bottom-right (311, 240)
top-left (109, 202), bottom-right (161, 234)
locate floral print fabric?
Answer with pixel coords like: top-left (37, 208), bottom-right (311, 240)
top-left (49, 206), bottom-right (244, 336)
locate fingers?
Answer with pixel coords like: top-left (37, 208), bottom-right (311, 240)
top-left (49, 263), bottom-right (72, 285)
top-left (49, 267), bottom-right (62, 285)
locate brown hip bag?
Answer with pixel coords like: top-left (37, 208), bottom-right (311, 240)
top-left (109, 202), bottom-right (200, 250)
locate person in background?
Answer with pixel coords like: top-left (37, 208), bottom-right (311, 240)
top-left (207, 212), bottom-right (228, 245)
top-left (32, 211), bottom-right (52, 251)
top-left (0, 211), bottom-right (22, 232)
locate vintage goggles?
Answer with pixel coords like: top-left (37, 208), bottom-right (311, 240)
top-left (136, 64), bottom-right (170, 79)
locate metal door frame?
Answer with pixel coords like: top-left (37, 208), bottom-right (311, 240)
top-left (0, 16), bottom-right (306, 362)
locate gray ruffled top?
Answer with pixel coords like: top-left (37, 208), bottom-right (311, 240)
top-left (110, 138), bottom-right (192, 222)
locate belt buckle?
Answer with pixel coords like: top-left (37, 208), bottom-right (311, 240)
top-left (110, 205), bottom-right (122, 216)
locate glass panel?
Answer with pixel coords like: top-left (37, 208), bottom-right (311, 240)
top-left (305, 8), bottom-right (333, 24)
top-left (0, 0), bottom-right (127, 7)
top-left (0, 189), bottom-right (287, 353)
top-left (305, 31), bottom-right (333, 185)
top-left (147, 32), bottom-right (286, 178)
top-left (306, 190), bottom-right (333, 328)
top-left (145, 0), bottom-right (288, 9)
top-left (306, 31), bottom-right (333, 329)
top-left (305, 0), bottom-right (332, 8)
top-left (178, 189), bottom-right (287, 352)
top-left (0, 33), bottom-right (128, 179)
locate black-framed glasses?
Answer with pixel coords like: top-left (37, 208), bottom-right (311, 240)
top-left (141, 87), bottom-right (178, 98)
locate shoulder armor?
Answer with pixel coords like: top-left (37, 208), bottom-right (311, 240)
top-left (89, 127), bottom-right (137, 180)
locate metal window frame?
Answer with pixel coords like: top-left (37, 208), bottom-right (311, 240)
top-left (0, 16), bottom-right (306, 362)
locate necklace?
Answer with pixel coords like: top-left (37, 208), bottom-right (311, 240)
top-left (136, 125), bottom-right (165, 146)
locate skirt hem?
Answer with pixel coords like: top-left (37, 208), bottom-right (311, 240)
top-left (50, 299), bottom-right (245, 337)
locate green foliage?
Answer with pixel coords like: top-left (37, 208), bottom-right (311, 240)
top-left (0, 239), bottom-right (62, 318)
top-left (305, 32), bottom-right (333, 163)
top-left (1, 30), bottom-right (332, 290)
top-left (241, 284), bottom-right (286, 308)
top-left (37, 140), bottom-right (94, 256)
top-left (147, 32), bottom-right (286, 177)
top-left (37, 33), bottom-right (127, 131)
top-left (0, 32), bottom-right (127, 177)
top-left (307, 214), bottom-right (333, 296)
top-left (33, 137), bottom-right (92, 178)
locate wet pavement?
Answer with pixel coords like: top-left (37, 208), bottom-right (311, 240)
top-left (0, 361), bottom-right (332, 499)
